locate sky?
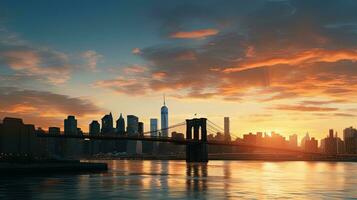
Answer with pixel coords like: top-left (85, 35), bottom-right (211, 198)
top-left (0, 0), bottom-right (357, 140)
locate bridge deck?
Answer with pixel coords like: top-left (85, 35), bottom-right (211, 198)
top-left (37, 133), bottom-right (324, 155)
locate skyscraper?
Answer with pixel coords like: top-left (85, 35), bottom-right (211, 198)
top-left (127, 115), bottom-right (139, 136)
top-left (116, 113), bottom-right (125, 135)
top-left (150, 118), bottom-right (158, 137)
top-left (288, 134), bottom-right (298, 149)
top-left (64, 116), bottom-right (77, 135)
top-left (138, 122), bottom-right (144, 137)
top-left (301, 133), bottom-right (310, 149)
top-left (101, 112), bottom-right (113, 134)
top-left (161, 95), bottom-right (169, 137)
top-left (89, 120), bottom-right (100, 135)
top-left (224, 117), bottom-right (231, 141)
top-left (343, 127), bottom-right (357, 154)
top-left (149, 118), bottom-right (159, 154)
top-left (126, 115), bottom-right (141, 154)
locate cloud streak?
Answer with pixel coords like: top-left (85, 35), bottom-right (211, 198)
top-left (170, 29), bottom-right (219, 39)
top-left (272, 104), bottom-right (338, 112)
top-left (223, 49), bottom-right (357, 73)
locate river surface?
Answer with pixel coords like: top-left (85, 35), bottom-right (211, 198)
top-left (0, 160), bottom-right (356, 199)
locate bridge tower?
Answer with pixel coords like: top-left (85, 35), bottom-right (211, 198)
top-left (186, 118), bottom-right (208, 162)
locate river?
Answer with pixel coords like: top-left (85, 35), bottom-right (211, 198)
top-left (0, 160), bottom-right (356, 199)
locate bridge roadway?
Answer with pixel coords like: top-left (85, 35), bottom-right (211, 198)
top-left (37, 133), bottom-right (323, 156)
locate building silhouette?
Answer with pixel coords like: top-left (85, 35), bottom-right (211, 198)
top-left (150, 118), bottom-right (158, 137)
top-left (101, 112), bottom-right (114, 134)
top-left (224, 117), bottom-right (231, 141)
top-left (305, 137), bottom-right (318, 152)
top-left (126, 115), bottom-right (141, 154)
top-left (320, 129), bottom-right (345, 154)
top-left (149, 118), bottom-right (159, 154)
top-left (116, 113), bottom-right (125, 135)
top-left (301, 133), bottom-right (310, 149)
top-left (127, 115), bottom-right (139, 136)
top-left (49, 127), bottom-right (60, 135)
top-left (161, 95), bottom-right (169, 137)
top-left (64, 116), bottom-right (77, 135)
top-left (343, 127), bottom-right (357, 154)
top-left (0, 117), bottom-right (46, 157)
top-left (138, 122), bottom-right (144, 137)
top-left (89, 120), bottom-right (100, 135)
top-left (288, 134), bottom-right (298, 149)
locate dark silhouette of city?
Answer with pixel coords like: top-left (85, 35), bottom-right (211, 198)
top-left (1, 100), bottom-right (357, 163)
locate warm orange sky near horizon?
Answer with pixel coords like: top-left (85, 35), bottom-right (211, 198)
top-left (0, 0), bottom-right (357, 141)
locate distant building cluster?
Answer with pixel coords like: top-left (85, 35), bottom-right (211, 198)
top-left (0, 96), bottom-right (179, 159)
top-left (206, 127), bottom-right (357, 154)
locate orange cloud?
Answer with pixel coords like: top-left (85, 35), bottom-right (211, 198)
top-left (132, 48), bottom-right (141, 54)
top-left (170, 29), bottom-right (219, 39)
top-left (2, 51), bottom-right (40, 70)
top-left (123, 65), bottom-right (147, 74)
top-left (152, 72), bottom-right (167, 79)
top-left (1, 49), bottom-right (71, 84)
top-left (7, 104), bottom-right (37, 113)
top-left (273, 104), bottom-right (338, 112)
top-left (223, 49), bottom-right (357, 73)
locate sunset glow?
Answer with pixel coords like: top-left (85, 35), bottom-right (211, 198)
top-left (0, 0), bottom-right (356, 141)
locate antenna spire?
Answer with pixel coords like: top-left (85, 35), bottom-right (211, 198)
top-left (163, 94), bottom-right (166, 106)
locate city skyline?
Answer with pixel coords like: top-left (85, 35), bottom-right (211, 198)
top-left (1, 0), bottom-right (357, 140)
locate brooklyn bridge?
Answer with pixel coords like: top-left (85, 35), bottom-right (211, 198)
top-left (37, 118), bottom-right (333, 162)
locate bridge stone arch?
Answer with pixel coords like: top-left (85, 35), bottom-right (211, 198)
top-left (186, 118), bottom-right (208, 162)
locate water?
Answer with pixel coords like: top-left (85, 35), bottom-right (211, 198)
top-left (0, 160), bottom-right (356, 199)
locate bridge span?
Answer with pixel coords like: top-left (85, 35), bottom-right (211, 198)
top-left (38, 118), bottom-right (329, 162)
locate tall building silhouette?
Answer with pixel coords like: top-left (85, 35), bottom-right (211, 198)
top-left (138, 122), bottom-right (144, 136)
top-left (101, 112), bottom-right (113, 134)
top-left (224, 117), bottom-right (231, 141)
top-left (127, 115), bottom-right (139, 136)
top-left (288, 134), bottom-right (298, 149)
top-left (89, 120), bottom-right (100, 135)
top-left (149, 118), bottom-right (159, 154)
top-left (126, 115), bottom-right (141, 154)
top-left (64, 116), bottom-right (77, 135)
top-left (150, 118), bottom-right (158, 137)
top-left (321, 129), bottom-right (338, 154)
top-left (116, 113), bottom-right (125, 135)
top-left (301, 133), bottom-right (310, 149)
top-left (344, 127), bottom-right (357, 154)
top-left (161, 95), bottom-right (169, 137)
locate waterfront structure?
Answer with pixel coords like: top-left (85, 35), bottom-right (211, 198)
top-left (305, 137), bottom-right (318, 152)
top-left (127, 115), bottom-right (139, 136)
top-left (89, 121), bottom-right (100, 135)
top-left (101, 112), bottom-right (114, 134)
top-left (150, 118), bottom-right (158, 137)
top-left (301, 133), bottom-right (310, 149)
top-left (344, 127), bottom-right (357, 154)
top-left (49, 127), bottom-right (60, 135)
top-left (64, 116), bottom-right (77, 135)
top-left (116, 113), bottom-right (125, 135)
top-left (149, 118), bottom-right (159, 154)
top-left (126, 115), bottom-right (141, 154)
top-left (161, 95), bottom-right (169, 137)
top-left (138, 122), bottom-right (144, 136)
top-left (288, 134), bottom-right (298, 149)
top-left (320, 129), bottom-right (344, 154)
top-left (224, 117), bottom-right (231, 141)
top-left (172, 131), bottom-right (185, 140)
